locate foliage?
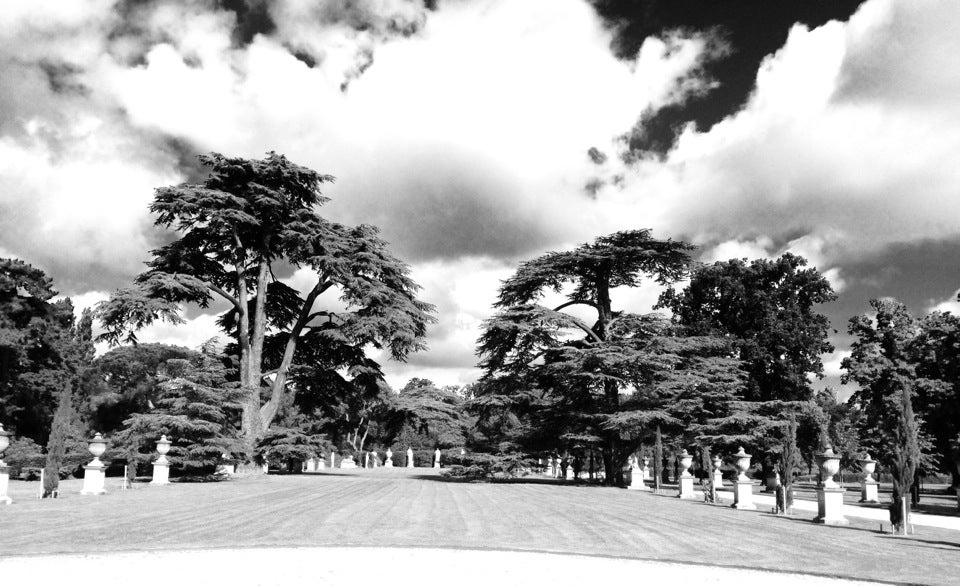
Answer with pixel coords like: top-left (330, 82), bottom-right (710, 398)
top-left (843, 299), bottom-right (936, 471)
top-left (386, 378), bottom-right (474, 449)
top-left (475, 230), bottom-right (695, 485)
top-left (42, 308), bottom-right (95, 496)
top-left (255, 427), bottom-right (331, 467)
top-left (82, 343), bottom-right (197, 434)
top-left (95, 152), bottom-right (434, 459)
top-left (0, 258), bottom-right (88, 445)
top-left (659, 254), bottom-right (836, 403)
top-left (776, 418), bottom-right (799, 513)
top-left (439, 452), bottom-right (536, 481)
top-left (843, 299), bottom-right (927, 534)
top-left (910, 311), bottom-right (960, 487)
top-left (114, 344), bottom-right (244, 475)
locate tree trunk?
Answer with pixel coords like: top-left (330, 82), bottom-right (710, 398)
top-left (653, 426), bottom-right (663, 492)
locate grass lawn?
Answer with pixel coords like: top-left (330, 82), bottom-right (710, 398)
top-left (1, 469), bottom-right (957, 585)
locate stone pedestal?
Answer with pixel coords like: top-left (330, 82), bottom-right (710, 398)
top-left (713, 469), bottom-right (724, 488)
top-left (81, 463), bottom-right (107, 495)
top-left (732, 480), bottom-right (755, 510)
top-left (628, 469), bottom-right (648, 491)
top-left (330, 453), bottom-right (337, 469)
top-left (0, 465), bottom-right (12, 505)
top-left (860, 480), bottom-right (879, 503)
top-left (340, 456), bottom-right (357, 469)
top-left (815, 487), bottom-right (849, 525)
top-left (641, 459), bottom-right (651, 481)
top-left (678, 476), bottom-right (695, 499)
top-left (364, 453), bottom-right (370, 468)
top-left (151, 461), bottom-right (170, 485)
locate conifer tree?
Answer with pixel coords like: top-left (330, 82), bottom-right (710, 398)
top-left (116, 341), bottom-right (244, 476)
top-left (96, 153), bottom-right (434, 464)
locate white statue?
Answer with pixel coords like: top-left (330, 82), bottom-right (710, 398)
top-left (434, 448), bottom-right (441, 468)
top-left (385, 448), bottom-right (394, 467)
top-left (406, 447), bottom-right (414, 468)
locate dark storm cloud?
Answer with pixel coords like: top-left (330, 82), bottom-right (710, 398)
top-left (324, 148), bottom-right (573, 264)
top-left (587, 0), bottom-right (867, 157)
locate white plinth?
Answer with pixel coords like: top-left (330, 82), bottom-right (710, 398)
top-left (216, 463), bottom-right (235, 475)
top-left (815, 487), bottom-right (849, 525)
top-left (713, 470), bottom-right (724, 488)
top-left (81, 464), bottom-right (107, 495)
top-left (860, 480), bottom-right (879, 503)
top-left (385, 459), bottom-right (393, 468)
top-left (0, 466), bottom-right (12, 504)
top-left (433, 462), bottom-right (440, 469)
top-left (340, 457), bottom-right (357, 469)
top-left (678, 476), bottom-right (695, 499)
top-left (628, 470), bottom-right (648, 491)
top-left (151, 461), bottom-right (170, 485)
top-left (641, 466), bottom-right (651, 481)
top-left (732, 480), bottom-right (755, 510)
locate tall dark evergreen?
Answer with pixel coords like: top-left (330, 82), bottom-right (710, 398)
top-left (476, 230), bottom-right (694, 484)
top-left (843, 299), bottom-right (930, 534)
top-left (116, 341), bottom-right (244, 476)
top-left (0, 259), bottom-right (81, 445)
top-left (42, 308), bottom-right (95, 497)
top-left (96, 152), bottom-right (435, 464)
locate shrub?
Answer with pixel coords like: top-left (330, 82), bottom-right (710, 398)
top-left (438, 452), bottom-right (536, 480)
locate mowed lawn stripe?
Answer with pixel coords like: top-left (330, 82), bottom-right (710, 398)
top-left (1, 472), bottom-right (958, 585)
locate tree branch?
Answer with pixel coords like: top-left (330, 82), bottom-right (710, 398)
top-left (204, 281), bottom-right (242, 311)
top-left (553, 299), bottom-right (598, 313)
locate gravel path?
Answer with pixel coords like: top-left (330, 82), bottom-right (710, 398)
top-left (0, 547), bottom-right (883, 586)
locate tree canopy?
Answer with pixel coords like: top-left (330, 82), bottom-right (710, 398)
top-left (476, 230), bottom-right (701, 484)
top-left (95, 152), bottom-right (435, 461)
top-left (659, 253), bottom-right (836, 403)
top-left (0, 258), bottom-right (89, 445)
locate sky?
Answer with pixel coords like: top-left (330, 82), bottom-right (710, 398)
top-left (2, 0), bottom-right (958, 396)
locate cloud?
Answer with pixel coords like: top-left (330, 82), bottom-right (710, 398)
top-left (5, 0), bottom-right (956, 388)
top-left (602, 0), bottom-right (960, 283)
top-left (927, 289), bottom-right (960, 316)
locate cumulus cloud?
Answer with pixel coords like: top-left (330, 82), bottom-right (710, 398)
top-left (927, 289), bottom-right (960, 316)
top-left (607, 0), bottom-right (960, 270)
top-left (5, 0), bottom-right (956, 387)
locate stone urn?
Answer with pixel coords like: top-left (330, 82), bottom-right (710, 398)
top-left (732, 447), bottom-right (752, 482)
top-left (711, 454), bottom-right (723, 486)
top-left (155, 435), bottom-right (171, 464)
top-left (817, 447), bottom-right (841, 488)
top-left (858, 453), bottom-right (877, 482)
top-left (679, 449), bottom-right (694, 478)
top-left (88, 433), bottom-right (108, 467)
